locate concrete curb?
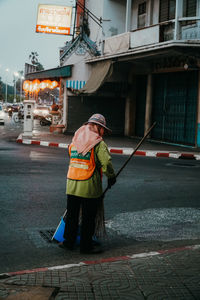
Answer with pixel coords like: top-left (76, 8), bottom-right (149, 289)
top-left (1, 244), bottom-right (200, 278)
top-left (16, 135), bottom-right (200, 160)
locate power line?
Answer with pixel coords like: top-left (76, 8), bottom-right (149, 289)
top-left (76, 0), bottom-right (102, 28)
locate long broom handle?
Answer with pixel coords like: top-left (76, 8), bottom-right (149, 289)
top-left (103, 121), bottom-right (156, 196)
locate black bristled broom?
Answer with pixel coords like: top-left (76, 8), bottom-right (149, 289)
top-left (95, 121), bottom-right (156, 237)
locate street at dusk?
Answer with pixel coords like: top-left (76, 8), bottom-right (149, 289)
top-left (1, 0), bottom-right (200, 298)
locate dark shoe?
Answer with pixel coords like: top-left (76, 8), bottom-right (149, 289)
top-left (92, 239), bottom-right (101, 247)
top-left (80, 246), bottom-right (103, 254)
top-left (59, 241), bottom-right (74, 251)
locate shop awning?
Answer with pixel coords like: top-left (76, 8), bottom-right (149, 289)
top-left (66, 80), bottom-right (86, 89)
top-left (71, 60), bottom-right (113, 94)
top-left (25, 65), bottom-right (72, 81)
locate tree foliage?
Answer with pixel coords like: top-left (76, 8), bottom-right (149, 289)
top-left (0, 77), bottom-right (3, 100)
top-left (0, 76), bottom-right (14, 102)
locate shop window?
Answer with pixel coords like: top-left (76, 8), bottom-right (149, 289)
top-left (138, 2), bottom-right (147, 29)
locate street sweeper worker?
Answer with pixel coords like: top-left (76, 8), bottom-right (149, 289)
top-left (60, 113), bottom-right (116, 254)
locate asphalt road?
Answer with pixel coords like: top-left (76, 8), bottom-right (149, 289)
top-left (0, 114), bottom-right (200, 274)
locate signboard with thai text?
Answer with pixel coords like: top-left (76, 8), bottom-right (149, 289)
top-left (24, 63), bottom-right (37, 75)
top-left (36, 4), bottom-right (72, 35)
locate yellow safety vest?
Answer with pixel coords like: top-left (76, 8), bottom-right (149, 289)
top-left (67, 144), bottom-right (96, 180)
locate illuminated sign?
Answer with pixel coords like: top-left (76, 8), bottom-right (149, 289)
top-left (23, 80), bottom-right (59, 95)
top-left (36, 4), bottom-right (72, 35)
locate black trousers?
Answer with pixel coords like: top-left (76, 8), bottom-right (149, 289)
top-left (63, 194), bottom-right (101, 251)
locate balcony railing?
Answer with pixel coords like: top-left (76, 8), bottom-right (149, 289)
top-left (103, 32), bottom-right (130, 56)
top-left (103, 17), bottom-right (200, 55)
top-left (179, 17), bottom-right (200, 40)
top-left (130, 24), bottom-right (160, 47)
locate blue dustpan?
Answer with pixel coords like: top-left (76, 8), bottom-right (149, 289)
top-left (52, 217), bottom-right (80, 244)
top-left (52, 217), bottom-right (99, 245)
top-left (52, 217), bottom-right (65, 242)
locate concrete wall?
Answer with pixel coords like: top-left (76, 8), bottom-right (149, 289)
top-left (86, 0), bottom-right (126, 52)
top-left (62, 50), bottom-right (92, 82)
top-left (85, 0), bottom-right (104, 50)
top-left (152, 0), bottom-right (159, 25)
top-left (102, 0), bottom-right (126, 37)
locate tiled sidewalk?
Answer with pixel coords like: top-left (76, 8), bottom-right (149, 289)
top-left (0, 244), bottom-right (200, 299)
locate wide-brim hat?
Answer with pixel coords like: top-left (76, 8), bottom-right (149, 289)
top-left (85, 113), bottom-right (112, 133)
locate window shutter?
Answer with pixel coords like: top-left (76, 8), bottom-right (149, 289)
top-left (138, 2), bottom-right (147, 29)
top-left (169, 0), bottom-right (176, 19)
top-left (159, 0), bottom-right (176, 22)
top-left (160, 0), bottom-right (169, 22)
top-left (183, 0), bottom-right (197, 17)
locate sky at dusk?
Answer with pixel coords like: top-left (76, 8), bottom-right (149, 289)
top-left (0, 0), bottom-right (75, 84)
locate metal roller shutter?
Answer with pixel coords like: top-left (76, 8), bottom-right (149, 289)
top-left (152, 72), bottom-right (197, 145)
top-left (67, 96), bottom-right (125, 135)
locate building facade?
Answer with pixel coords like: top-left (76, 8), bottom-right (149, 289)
top-left (62, 0), bottom-right (200, 147)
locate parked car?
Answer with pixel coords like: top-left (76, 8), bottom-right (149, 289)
top-left (33, 106), bottom-right (50, 119)
top-left (0, 104), bottom-right (5, 125)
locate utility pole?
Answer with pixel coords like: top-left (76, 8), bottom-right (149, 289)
top-left (5, 68), bottom-right (9, 104)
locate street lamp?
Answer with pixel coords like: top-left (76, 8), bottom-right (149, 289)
top-left (13, 72), bottom-right (19, 103)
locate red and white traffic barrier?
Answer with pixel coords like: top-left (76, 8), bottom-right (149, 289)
top-left (16, 134), bottom-right (200, 160)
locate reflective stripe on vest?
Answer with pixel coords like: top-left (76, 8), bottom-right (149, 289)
top-left (67, 144), bottom-right (96, 180)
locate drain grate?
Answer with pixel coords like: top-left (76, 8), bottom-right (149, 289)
top-left (26, 227), bottom-right (58, 248)
top-left (39, 229), bottom-right (56, 243)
